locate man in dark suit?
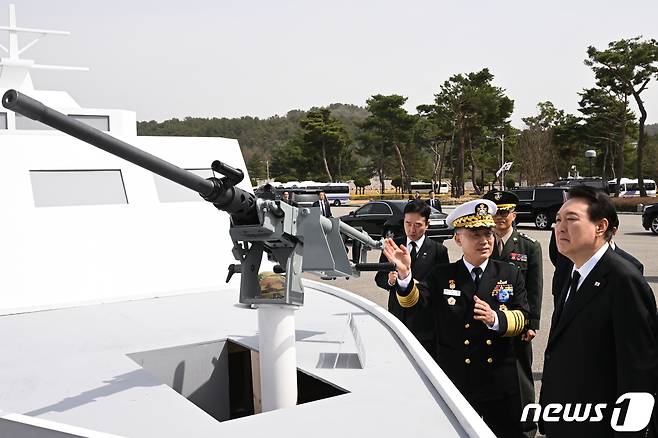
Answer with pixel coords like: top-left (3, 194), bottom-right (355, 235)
top-left (540, 186), bottom-right (658, 438)
top-left (484, 190), bottom-right (543, 438)
top-left (280, 191), bottom-right (292, 205)
top-left (383, 199), bottom-right (530, 438)
top-left (312, 191), bottom-right (332, 218)
top-left (375, 200), bottom-right (449, 357)
top-left (548, 204), bottom-right (644, 297)
top-left (425, 190), bottom-right (443, 213)
top-left (549, 220), bottom-right (644, 274)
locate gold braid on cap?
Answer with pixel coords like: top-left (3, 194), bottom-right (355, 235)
top-left (495, 203), bottom-right (516, 211)
top-left (452, 214), bottom-right (495, 228)
top-left (501, 309), bottom-right (526, 337)
top-left (397, 281), bottom-right (420, 308)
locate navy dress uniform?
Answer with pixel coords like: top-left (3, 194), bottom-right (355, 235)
top-left (484, 190), bottom-right (543, 438)
top-left (375, 235), bottom-right (449, 358)
top-left (395, 200), bottom-right (530, 438)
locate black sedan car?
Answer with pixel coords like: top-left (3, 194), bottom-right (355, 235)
top-left (339, 200), bottom-right (454, 241)
top-left (642, 203), bottom-right (658, 234)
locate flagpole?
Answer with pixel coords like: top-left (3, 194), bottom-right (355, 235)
top-left (501, 134), bottom-right (505, 190)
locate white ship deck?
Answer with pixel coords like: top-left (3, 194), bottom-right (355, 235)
top-left (0, 281), bottom-right (489, 437)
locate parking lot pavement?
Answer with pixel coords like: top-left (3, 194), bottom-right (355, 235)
top-left (313, 205), bottom-right (658, 379)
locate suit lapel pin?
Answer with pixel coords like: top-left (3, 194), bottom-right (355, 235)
top-left (594, 281), bottom-right (600, 287)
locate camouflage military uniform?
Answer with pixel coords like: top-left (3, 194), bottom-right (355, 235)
top-left (486, 190), bottom-right (543, 438)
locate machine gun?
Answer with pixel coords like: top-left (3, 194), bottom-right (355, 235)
top-left (2, 89), bottom-right (394, 412)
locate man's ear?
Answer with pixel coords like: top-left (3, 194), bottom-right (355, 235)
top-left (596, 218), bottom-right (609, 236)
top-left (454, 231), bottom-right (463, 247)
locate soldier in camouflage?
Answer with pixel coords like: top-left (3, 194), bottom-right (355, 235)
top-left (483, 190), bottom-right (543, 438)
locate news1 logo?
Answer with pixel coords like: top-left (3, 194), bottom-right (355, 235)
top-left (521, 393), bottom-right (655, 432)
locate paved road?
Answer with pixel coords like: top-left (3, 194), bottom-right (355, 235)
top-left (309, 205), bottom-right (658, 378)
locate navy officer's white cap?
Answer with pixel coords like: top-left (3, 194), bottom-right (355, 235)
top-left (446, 199), bottom-right (497, 229)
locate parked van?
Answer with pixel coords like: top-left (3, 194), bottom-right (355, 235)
top-left (607, 178), bottom-right (657, 197)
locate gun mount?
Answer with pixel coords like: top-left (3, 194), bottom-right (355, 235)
top-left (2, 89), bottom-right (393, 412)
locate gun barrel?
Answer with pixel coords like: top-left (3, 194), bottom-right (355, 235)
top-left (2, 89), bottom-right (216, 198)
top-left (338, 221), bottom-right (382, 249)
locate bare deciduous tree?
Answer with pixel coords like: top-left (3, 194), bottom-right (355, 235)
top-left (518, 128), bottom-right (553, 186)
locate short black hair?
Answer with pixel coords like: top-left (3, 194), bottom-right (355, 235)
top-left (567, 185), bottom-right (617, 241)
top-left (404, 200), bottom-right (431, 222)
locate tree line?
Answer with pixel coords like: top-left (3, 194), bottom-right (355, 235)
top-left (138, 37), bottom-right (658, 197)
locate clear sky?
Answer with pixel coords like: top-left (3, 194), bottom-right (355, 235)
top-left (2, 0), bottom-right (657, 127)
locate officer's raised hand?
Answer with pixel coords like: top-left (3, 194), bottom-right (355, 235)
top-left (382, 238), bottom-right (411, 279)
top-left (473, 296), bottom-right (496, 326)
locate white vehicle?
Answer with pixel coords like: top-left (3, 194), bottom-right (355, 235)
top-left (269, 180), bottom-right (351, 206)
top-left (410, 181), bottom-right (450, 195)
top-left (608, 178), bottom-right (657, 197)
top-left (321, 182), bottom-right (351, 206)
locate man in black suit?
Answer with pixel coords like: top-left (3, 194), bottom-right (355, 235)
top-left (280, 191), bottom-right (292, 205)
top-left (383, 199), bottom-right (530, 438)
top-left (548, 202), bottom-right (644, 297)
top-left (312, 191), bottom-right (332, 217)
top-left (550, 230), bottom-right (643, 274)
top-left (425, 190), bottom-right (443, 213)
top-left (540, 186), bottom-right (658, 437)
top-left (601, 210), bottom-right (644, 273)
top-left (375, 200), bottom-right (449, 357)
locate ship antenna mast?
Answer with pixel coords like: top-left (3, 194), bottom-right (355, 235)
top-left (0, 4), bottom-right (88, 90)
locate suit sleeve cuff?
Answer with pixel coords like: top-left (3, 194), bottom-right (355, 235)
top-left (397, 273), bottom-right (412, 289)
top-left (486, 311), bottom-right (500, 331)
top-left (498, 309), bottom-right (526, 337)
top-left (396, 280), bottom-right (419, 308)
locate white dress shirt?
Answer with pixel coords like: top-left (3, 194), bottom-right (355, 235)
top-left (406, 234), bottom-right (426, 255)
top-left (565, 242), bottom-right (609, 301)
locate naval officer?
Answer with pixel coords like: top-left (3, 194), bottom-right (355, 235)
top-left (375, 200), bottom-right (449, 358)
top-left (383, 199), bottom-right (529, 438)
top-left (484, 190), bottom-right (543, 438)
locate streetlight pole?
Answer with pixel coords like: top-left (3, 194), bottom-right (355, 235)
top-left (585, 150), bottom-right (596, 178)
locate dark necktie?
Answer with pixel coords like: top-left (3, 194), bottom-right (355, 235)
top-left (564, 271), bottom-right (581, 308)
top-left (410, 241), bottom-right (418, 265)
top-left (472, 266), bottom-right (483, 291)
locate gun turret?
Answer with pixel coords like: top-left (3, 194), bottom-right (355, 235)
top-left (3, 88), bottom-right (395, 413)
top-left (2, 89), bottom-right (391, 305)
